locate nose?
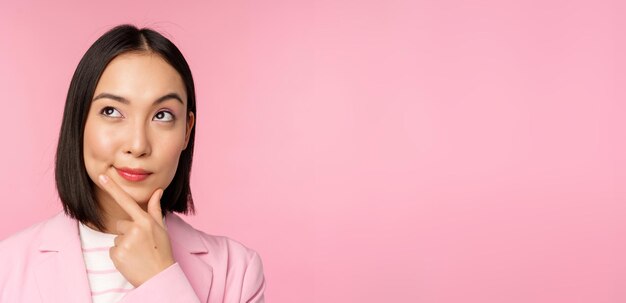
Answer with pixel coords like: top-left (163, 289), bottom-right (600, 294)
top-left (124, 121), bottom-right (151, 157)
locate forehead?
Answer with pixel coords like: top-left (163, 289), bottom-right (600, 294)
top-left (93, 52), bottom-right (187, 104)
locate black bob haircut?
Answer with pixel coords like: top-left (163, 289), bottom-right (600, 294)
top-left (55, 24), bottom-right (196, 232)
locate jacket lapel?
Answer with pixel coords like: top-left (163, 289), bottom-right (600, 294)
top-left (34, 211), bottom-right (213, 303)
top-left (165, 212), bottom-right (213, 303)
top-left (35, 212), bottom-right (93, 303)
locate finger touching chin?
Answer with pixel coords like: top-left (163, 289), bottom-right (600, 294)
top-left (119, 186), bottom-right (153, 204)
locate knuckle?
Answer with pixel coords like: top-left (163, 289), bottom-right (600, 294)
top-left (118, 246), bottom-right (131, 259)
top-left (129, 225), bottom-right (142, 236)
top-left (110, 248), bottom-right (123, 260)
top-left (137, 217), bottom-right (153, 229)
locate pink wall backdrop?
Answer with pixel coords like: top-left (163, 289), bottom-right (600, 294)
top-left (1, 0), bottom-right (624, 302)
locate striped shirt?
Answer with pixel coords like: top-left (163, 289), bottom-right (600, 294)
top-left (78, 222), bottom-right (134, 303)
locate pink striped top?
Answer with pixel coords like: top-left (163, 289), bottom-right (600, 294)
top-left (78, 222), bottom-right (134, 303)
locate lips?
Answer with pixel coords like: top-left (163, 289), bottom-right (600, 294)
top-left (115, 167), bottom-right (153, 182)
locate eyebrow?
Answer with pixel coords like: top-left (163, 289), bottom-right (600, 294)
top-left (92, 92), bottom-right (184, 105)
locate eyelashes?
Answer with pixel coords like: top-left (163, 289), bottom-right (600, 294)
top-left (99, 106), bottom-right (176, 122)
top-left (154, 110), bottom-right (175, 122)
top-left (100, 107), bottom-right (122, 118)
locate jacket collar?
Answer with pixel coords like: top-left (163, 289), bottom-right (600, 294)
top-left (35, 211), bottom-right (212, 303)
top-left (38, 211), bottom-right (209, 254)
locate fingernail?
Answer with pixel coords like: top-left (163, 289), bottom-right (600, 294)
top-left (99, 174), bottom-right (108, 184)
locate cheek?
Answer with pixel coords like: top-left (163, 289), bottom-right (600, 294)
top-left (155, 133), bottom-right (185, 176)
top-left (83, 121), bottom-right (117, 169)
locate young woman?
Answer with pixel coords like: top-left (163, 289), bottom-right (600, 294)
top-left (0, 24), bottom-right (266, 303)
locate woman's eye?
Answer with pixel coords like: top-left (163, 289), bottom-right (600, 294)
top-left (100, 106), bottom-right (122, 118)
top-left (154, 111), bottom-right (175, 122)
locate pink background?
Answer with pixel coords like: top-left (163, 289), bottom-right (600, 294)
top-left (1, 0), bottom-right (624, 302)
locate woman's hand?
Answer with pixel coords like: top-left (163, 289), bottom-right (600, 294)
top-left (98, 174), bottom-right (175, 287)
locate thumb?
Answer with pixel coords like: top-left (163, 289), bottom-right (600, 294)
top-left (147, 188), bottom-right (165, 228)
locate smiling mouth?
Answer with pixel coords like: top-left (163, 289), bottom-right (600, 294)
top-left (115, 167), bottom-right (152, 182)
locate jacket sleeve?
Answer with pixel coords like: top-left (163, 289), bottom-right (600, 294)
top-left (117, 249), bottom-right (267, 303)
top-left (240, 250), bottom-right (267, 303)
top-left (118, 262), bottom-right (200, 303)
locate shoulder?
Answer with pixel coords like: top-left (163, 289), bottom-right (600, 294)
top-left (167, 213), bottom-right (266, 292)
top-left (167, 212), bottom-right (262, 263)
top-left (0, 214), bottom-right (55, 257)
top-left (203, 232), bottom-right (260, 260)
top-left (193, 229), bottom-right (266, 300)
top-left (0, 213), bottom-right (59, 284)
top-left (187, 221), bottom-right (262, 266)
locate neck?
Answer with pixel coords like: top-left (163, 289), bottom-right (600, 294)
top-left (87, 189), bottom-right (155, 235)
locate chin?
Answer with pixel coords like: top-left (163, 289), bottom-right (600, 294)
top-left (114, 174), bottom-right (166, 204)
top-left (122, 187), bottom-right (153, 204)
top-left (134, 194), bottom-right (153, 204)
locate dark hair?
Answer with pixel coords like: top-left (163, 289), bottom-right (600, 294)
top-left (55, 24), bottom-right (197, 231)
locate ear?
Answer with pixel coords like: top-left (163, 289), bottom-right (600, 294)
top-left (183, 111), bottom-right (195, 150)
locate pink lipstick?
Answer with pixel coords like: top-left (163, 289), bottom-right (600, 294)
top-left (115, 167), bottom-right (152, 182)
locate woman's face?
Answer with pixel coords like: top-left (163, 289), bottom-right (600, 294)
top-left (83, 52), bottom-right (194, 207)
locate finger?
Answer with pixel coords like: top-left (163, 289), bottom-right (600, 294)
top-left (147, 188), bottom-right (165, 228)
top-left (109, 246), bottom-right (122, 267)
top-left (114, 234), bottom-right (123, 247)
top-left (109, 246), bottom-right (117, 259)
top-left (98, 174), bottom-right (147, 221)
top-left (116, 219), bottom-right (133, 235)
